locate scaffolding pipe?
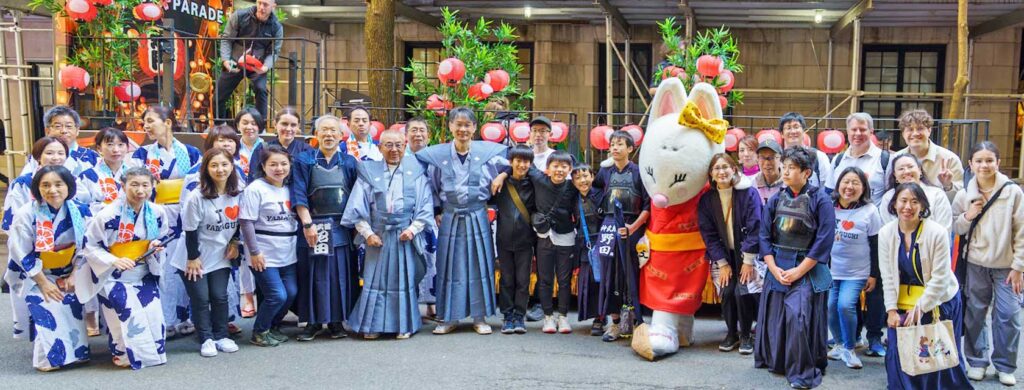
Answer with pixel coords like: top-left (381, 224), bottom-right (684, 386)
top-left (605, 14), bottom-right (613, 125)
top-left (850, 18), bottom-right (862, 114)
top-left (608, 39), bottom-right (650, 111)
top-left (13, 11), bottom-right (32, 168)
top-left (826, 38), bottom-right (833, 113)
top-left (964, 39), bottom-right (974, 118)
top-left (0, 11), bottom-right (13, 182)
top-left (624, 38), bottom-right (630, 123)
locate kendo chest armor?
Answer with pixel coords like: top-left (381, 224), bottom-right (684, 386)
top-left (308, 162), bottom-right (348, 217)
top-left (771, 190), bottom-right (817, 251)
top-left (582, 197), bottom-right (601, 236)
top-left (602, 170), bottom-right (643, 216)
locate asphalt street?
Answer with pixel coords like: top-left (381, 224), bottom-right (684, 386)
top-left (0, 299), bottom-right (1021, 389)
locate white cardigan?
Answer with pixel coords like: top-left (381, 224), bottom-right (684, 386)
top-left (951, 172), bottom-right (1024, 272)
top-left (878, 219), bottom-right (959, 313)
top-left (879, 183), bottom-right (953, 232)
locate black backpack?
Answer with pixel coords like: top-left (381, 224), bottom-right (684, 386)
top-left (831, 149), bottom-right (890, 172)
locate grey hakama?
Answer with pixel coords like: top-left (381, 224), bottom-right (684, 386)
top-left (341, 157), bottom-right (435, 334)
top-left (416, 141), bottom-right (507, 323)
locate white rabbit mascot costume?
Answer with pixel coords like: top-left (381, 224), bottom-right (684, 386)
top-left (632, 79), bottom-right (726, 360)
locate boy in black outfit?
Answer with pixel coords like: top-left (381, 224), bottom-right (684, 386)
top-left (493, 146), bottom-right (536, 334)
top-left (493, 150), bottom-right (578, 334)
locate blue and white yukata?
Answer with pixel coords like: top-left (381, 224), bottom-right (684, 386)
top-left (291, 147), bottom-right (360, 326)
top-left (131, 140), bottom-right (202, 331)
top-left (415, 141), bottom-right (507, 323)
top-left (18, 141), bottom-right (97, 177)
top-left (8, 200), bottom-right (91, 370)
top-left (341, 157), bottom-right (435, 335)
top-left (76, 160), bottom-right (136, 215)
top-left (77, 198), bottom-right (170, 369)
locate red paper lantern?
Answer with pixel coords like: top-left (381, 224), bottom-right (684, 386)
top-left (550, 121), bottom-right (569, 143)
top-left (388, 122), bottom-right (406, 133)
top-left (437, 57), bottom-right (466, 86)
top-left (621, 124), bottom-right (644, 146)
top-left (133, 2), bottom-right (163, 22)
top-left (65, 0), bottom-right (97, 22)
top-left (718, 69), bottom-right (736, 94)
top-left (370, 121), bottom-right (385, 141)
top-left (590, 125), bottom-right (613, 150)
top-left (425, 94), bottom-right (452, 115)
top-left (238, 54), bottom-right (264, 73)
top-left (661, 65), bottom-right (686, 80)
top-left (696, 55), bottom-right (724, 78)
top-left (817, 130), bottom-right (846, 154)
top-left (724, 128), bottom-right (747, 152)
top-left (756, 129), bottom-right (783, 145)
top-left (113, 80), bottom-right (141, 102)
top-left (480, 122), bottom-right (507, 143)
top-left (467, 82), bottom-right (494, 101)
top-left (509, 121), bottom-right (531, 143)
top-left (719, 95), bottom-right (728, 109)
top-left (485, 69), bottom-right (510, 92)
top-left (59, 65), bottom-right (90, 90)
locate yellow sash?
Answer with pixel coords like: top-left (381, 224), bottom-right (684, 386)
top-left (645, 230), bottom-right (706, 252)
top-left (40, 245), bottom-right (76, 270)
top-left (110, 240), bottom-right (150, 262)
top-left (155, 179), bottom-right (184, 204)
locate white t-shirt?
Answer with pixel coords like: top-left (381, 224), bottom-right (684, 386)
top-left (830, 204), bottom-right (882, 280)
top-left (240, 179), bottom-right (297, 268)
top-left (180, 191), bottom-right (240, 274)
top-left (829, 145), bottom-right (887, 205)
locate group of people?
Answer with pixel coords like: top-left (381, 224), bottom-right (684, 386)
top-left (1, 102), bottom-right (1021, 390)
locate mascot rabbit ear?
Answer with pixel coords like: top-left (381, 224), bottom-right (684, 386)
top-left (650, 78), bottom-right (689, 121)
top-left (687, 82), bottom-right (724, 121)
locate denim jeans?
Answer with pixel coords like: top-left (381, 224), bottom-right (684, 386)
top-left (251, 264), bottom-right (298, 333)
top-left (828, 278), bottom-right (867, 350)
top-left (179, 267), bottom-right (231, 342)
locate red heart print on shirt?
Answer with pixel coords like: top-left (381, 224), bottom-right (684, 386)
top-left (841, 220), bottom-right (855, 231)
top-left (224, 205), bottom-right (239, 221)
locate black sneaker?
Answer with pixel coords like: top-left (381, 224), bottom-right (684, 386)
top-left (268, 326), bottom-right (289, 343)
top-left (525, 304), bottom-right (544, 322)
top-left (250, 330), bottom-right (281, 347)
top-left (500, 317), bottom-right (516, 334)
top-left (328, 323), bottom-right (348, 339)
top-left (738, 335), bottom-right (754, 355)
top-left (590, 320), bottom-right (604, 337)
top-left (719, 333), bottom-right (740, 352)
top-left (512, 313), bottom-right (528, 333)
top-left (296, 324), bottom-right (324, 341)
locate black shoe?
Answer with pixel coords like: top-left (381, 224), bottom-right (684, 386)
top-left (296, 324), bottom-right (324, 341)
top-left (513, 314), bottom-right (527, 334)
top-left (525, 304), bottom-right (544, 322)
top-left (738, 335), bottom-right (754, 355)
top-left (501, 317), bottom-right (516, 334)
top-left (328, 323), bottom-right (347, 339)
top-left (249, 330), bottom-right (281, 347)
top-left (590, 320), bottom-right (604, 336)
top-left (719, 333), bottom-right (740, 352)
top-left (268, 326), bottom-right (289, 343)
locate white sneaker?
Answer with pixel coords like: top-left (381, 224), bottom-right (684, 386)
top-left (200, 339), bottom-right (218, 357)
top-left (557, 315), bottom-right (572, 334)
top-left (998, 372), bottom-right (1017, 386)
top-left (215, 338), bottom-right (239, 353)
top-left (841, 348), bottom-right (863, 369)
top-left (542, 315), bottom-right (557, 334)
top-left (827, 345), bottom-right (844, 360)
top-left (967, 366), bottom-right (986, 381)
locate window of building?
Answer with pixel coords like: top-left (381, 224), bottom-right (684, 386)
top-left (597, 43), bottom-right (652, 124)
top-left (403, 42), bottom-right (534, 110)
top-left (860, 45), bottom-right (945, 140)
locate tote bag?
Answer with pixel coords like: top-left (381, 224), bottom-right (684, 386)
top-left (896, 308), bottom-right (960, 376)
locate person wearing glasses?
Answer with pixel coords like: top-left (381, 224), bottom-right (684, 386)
top-left (752, 139), bottom-right (784, 204)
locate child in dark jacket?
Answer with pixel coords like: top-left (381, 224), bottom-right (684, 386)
top-left (493, 146), bottom-right (536, 334)
top-left (493, 150), bottom-right (579, 334)
top-left (573, 164), bottom-right (605, 336)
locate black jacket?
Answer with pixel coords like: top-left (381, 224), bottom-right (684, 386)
top-left (494, 175), bottom-right (536, 251)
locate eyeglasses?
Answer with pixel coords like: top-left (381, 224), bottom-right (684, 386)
top-left (712, 165), bottom-right (734, 172)
top-left (49, 124), bottom-right (77, 131)
top-left (758, 156), bottom-right (777, 162)
top-left (380, 142), bottom-right (405, 150)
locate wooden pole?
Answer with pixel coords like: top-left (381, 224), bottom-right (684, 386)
top-left (364, 0), bottom-right (395, 119)
top-left (946, 0), bottom-right (970, 144)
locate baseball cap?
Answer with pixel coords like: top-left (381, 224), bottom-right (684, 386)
top-left (529, 116), bottom-right (552, 130)
top-left (757, 138), bottom-right (783, 155)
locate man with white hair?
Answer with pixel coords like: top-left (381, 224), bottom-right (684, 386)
top-left (829, 112), bottom-right (889, 204)
top-left (290, 114), bottom-right (361, 341)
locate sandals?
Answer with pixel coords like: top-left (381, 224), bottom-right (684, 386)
top-left (473, 322), bottom-right (493, 335)
top-left (432, 323), bottom-right (457, 335)
top-left (241, 293), bottom-right (257, 318)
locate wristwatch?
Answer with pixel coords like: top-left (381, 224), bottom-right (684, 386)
top-left (302, 222), bottom-right (313, 229)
